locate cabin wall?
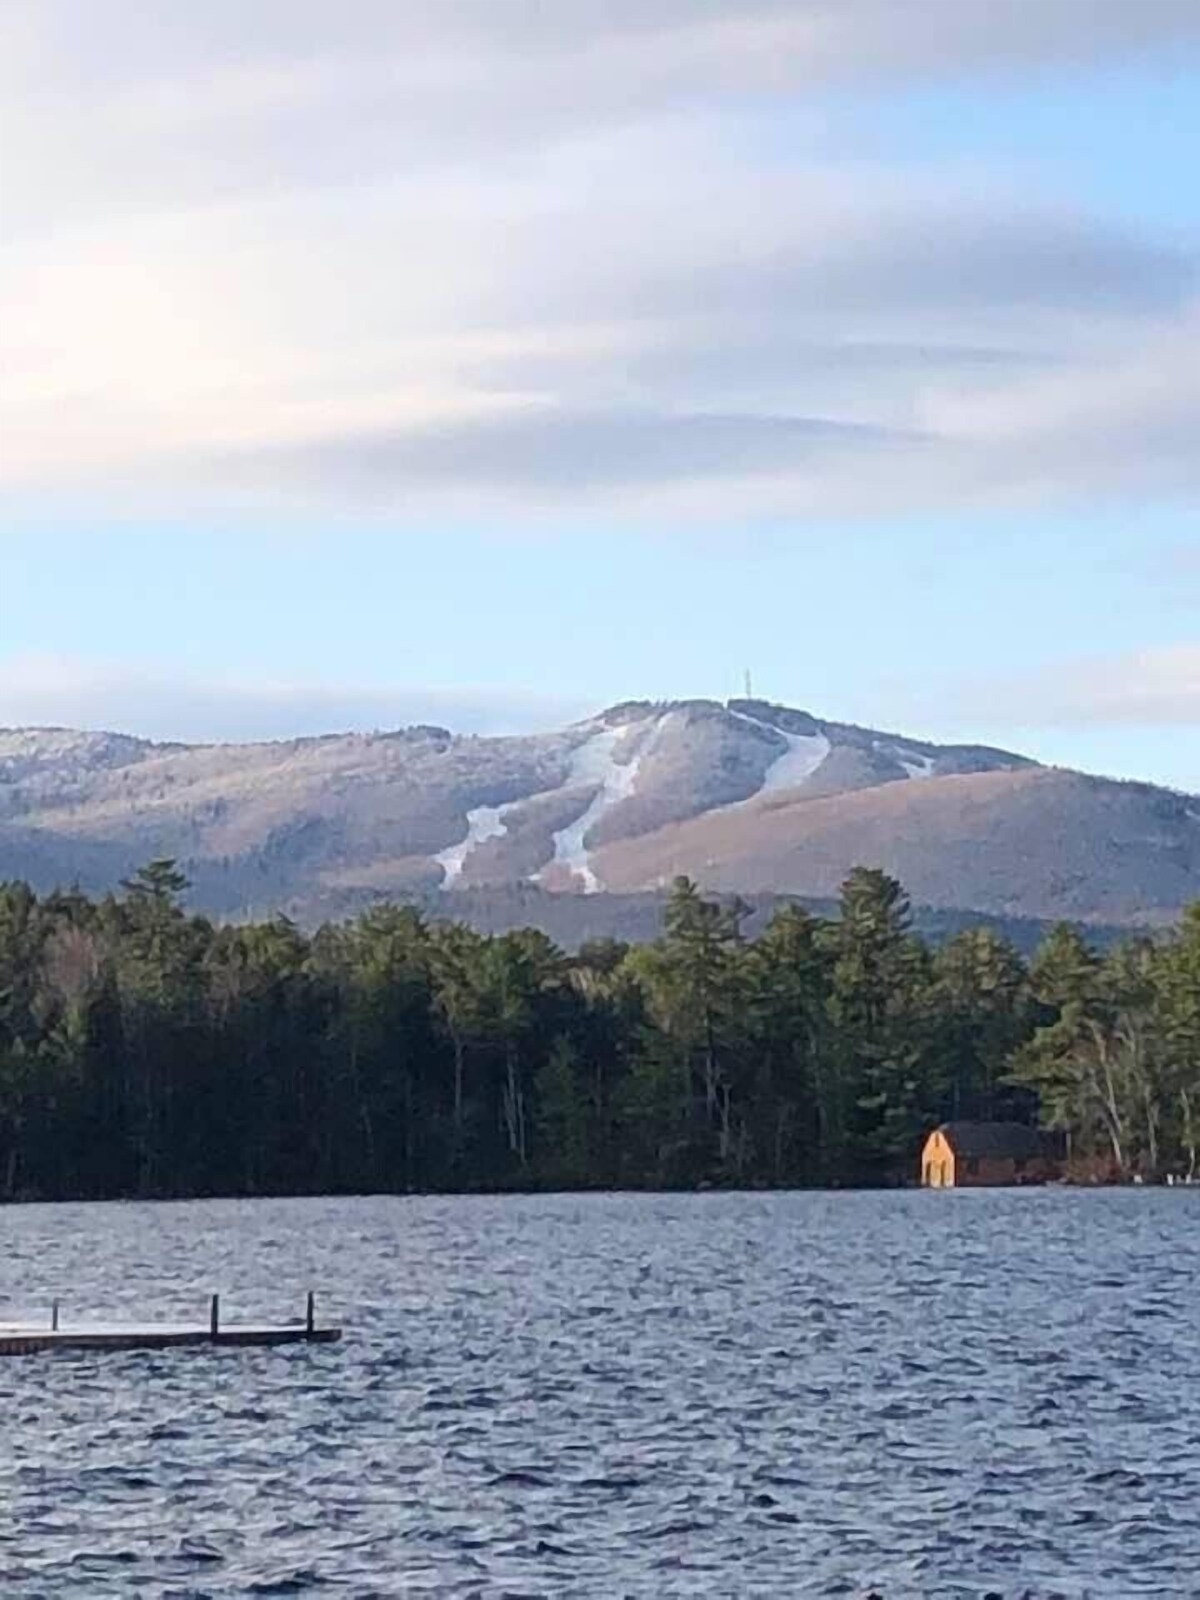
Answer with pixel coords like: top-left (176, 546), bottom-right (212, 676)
top-left (921, 1127), bottom-right (1063, 1187)
top-left (955, 1155), bottom-right (1059, 1188)
top-left (920, 1132), bottom-right (955, 1188)
top-left (957, 1156), bottom-right (1016, 1187)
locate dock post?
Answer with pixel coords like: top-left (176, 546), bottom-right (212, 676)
top-left (306, 1291), bottom-right (315, 1339)
top-left (51, 1300), bottom-right (59, 1332)
top-left (210, 1293), bottom-right (220, 1343)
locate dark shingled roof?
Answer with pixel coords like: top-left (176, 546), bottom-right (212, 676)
top-left (938, 1121), bottom-right (1055, 1161)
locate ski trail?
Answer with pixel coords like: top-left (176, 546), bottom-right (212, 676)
top-left (538, 718), bottom-right (660, 892)
top-left (728, 709), bottom-right (830, 796)
top-left (897, 752), bottom-right (935, 780)
top-left (873, 738), bottom-right (936, 781)
top-left (436, 803), bottom-right (513, 888)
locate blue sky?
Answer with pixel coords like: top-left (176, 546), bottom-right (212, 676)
top-left (3, 2), bottom-right (1200, 788)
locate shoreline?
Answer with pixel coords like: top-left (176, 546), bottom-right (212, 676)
top-left (1, 1179), bottom-right (1194, 1208)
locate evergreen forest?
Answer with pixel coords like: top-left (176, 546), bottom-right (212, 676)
top-left (1, 860), bottom-right (1197, 1200)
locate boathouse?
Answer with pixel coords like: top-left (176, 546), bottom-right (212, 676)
top-left (921, 1121), bottom-right (1061, 1188)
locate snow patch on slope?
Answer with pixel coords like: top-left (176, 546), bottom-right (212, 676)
top-left (898, 752), bottom-right (935, 780)
top-left (873, 737), bottom-right (936, 781)
top-left (760, 730), bottom-right (832, 792)
top-left (729, 709), bottom-right (831, 796)
top-left (436, 803), bottom-right (514, 887)
top-left (537, 716), bottom-right (665, 893)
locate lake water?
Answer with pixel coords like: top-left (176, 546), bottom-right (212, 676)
top-left (1, 1190), bottom-right (1198, 1598)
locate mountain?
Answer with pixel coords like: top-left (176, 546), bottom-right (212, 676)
top-left (1, 699), bottom-right (1197, 936)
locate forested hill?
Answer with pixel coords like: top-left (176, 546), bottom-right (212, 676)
top-left (0, 861), bottom-right (1195, 1202)
top-left (3, 699), bottom-right (1199, 933)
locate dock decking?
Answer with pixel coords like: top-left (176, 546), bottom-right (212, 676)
top-left (0, 1294), bottom-right (341, 1356)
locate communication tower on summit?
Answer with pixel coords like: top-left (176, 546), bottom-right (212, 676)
top-left (743, 668), bottom-right (753, 700)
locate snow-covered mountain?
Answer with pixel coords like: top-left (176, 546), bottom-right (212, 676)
top-left (1, 698), bottom-right (1196, 932)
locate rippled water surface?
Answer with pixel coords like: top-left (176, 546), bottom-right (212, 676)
top-left (1, 1190), bottom-right (1199, 1598)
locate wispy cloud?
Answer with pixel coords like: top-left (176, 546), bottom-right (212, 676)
top-left (2, 2), bottom-right (1199, 519)
top-left (0, 655), bottom-right (584, 742)
top-left (958, 644), bottom-right (1200, 731)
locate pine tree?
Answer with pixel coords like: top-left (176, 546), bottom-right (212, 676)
top-left (829, 869), bottom-right (937, 1177)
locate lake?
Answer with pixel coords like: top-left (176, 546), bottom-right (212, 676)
top-left (1, 1190), bottom-right (1197, 1597)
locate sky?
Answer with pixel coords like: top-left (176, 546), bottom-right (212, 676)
top-left (3, 2), bottom-right (1200, 787)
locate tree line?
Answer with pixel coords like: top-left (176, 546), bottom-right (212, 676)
top-left (0, 859), bottom-right (1197, 1200)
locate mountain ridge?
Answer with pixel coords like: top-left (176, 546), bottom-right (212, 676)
top-left (0, 698), bottom-right (1195, 934)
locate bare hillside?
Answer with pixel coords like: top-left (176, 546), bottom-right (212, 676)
top-left (0, 699), bottom-right (1193, 931)
top-left (595, 767), bottom-right (1200, 926)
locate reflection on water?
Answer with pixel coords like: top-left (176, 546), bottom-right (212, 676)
top-left (1, 1189), bottom-right (1198, 1596)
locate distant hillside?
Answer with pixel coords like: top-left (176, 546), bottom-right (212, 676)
top-left (0, 698), bottom-right (1195, 935)
top-left (398, 885), bottom-right (1137, 958)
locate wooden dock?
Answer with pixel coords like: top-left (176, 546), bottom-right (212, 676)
top-left (0, 1293), bottom-right (341, 1356)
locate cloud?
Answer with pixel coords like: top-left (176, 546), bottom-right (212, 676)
top-left (0, 655), bottom-right (584, 743)
top-left (228, 407), bottom-right (912, 501)
top-left (10, 4), bottom-right (1199, 135)
top-left (1, 2), bottom-right (1199, 520)
top-left (961, 644), bottom-right (1200, 731)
